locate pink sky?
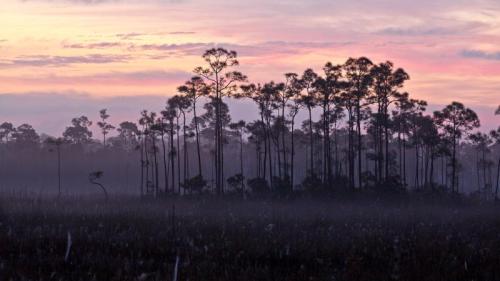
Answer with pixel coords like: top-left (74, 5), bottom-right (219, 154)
top-left (0, 0), bottom-right (499, 134)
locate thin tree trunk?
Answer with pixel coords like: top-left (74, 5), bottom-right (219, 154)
top-left (267, 117), bottom-right (273, 188)
top-left (452, 135), bottom-right (457, 193)
top-left (356, 101), bottom-right (362, 188)
top-left (476, 152), bottom-right (481, 193)
top-left (384, 112), bottom-right (389, 180)
top-left (261, 114), bottom-right (267, 181)
top-left (161, 129), bottom-right (168, 193)
top-left (220, 116), bottom-right (225, 194)
top-left (403, 138), bottom-right (407, 188)
top-left (152, 134), bottom-right (159, 197)
top-left (482, 148), bottom-right (487, 192)
top-left (176, 117), bottom-right (181, 194)
top-left (183, 112), bottom-right (188, 182)
top-left (325, 102), bottom-right (332, 187)
top-left (334, 124), bottom-right (339, 178)
top-left (240, 130), bottom-right (244, 176)
top-left (193, 101), bottom-right (203, 177)
top-left (308, 106), bottom-right (314, 176)
top-left (348, 110), bottom-right (355, 189)
top-left (140, 135), bottom-right (144, 196)
top-left (57, 145), bottom-right (61, 198)
top-left (144, 131), bottom-right (150, 193)
top-left (290, 117), bottom-right (295, 190)
top-left (495, 158), bottom-right (500, 200)
top-left (398, 130), bottom-right (402, 186)
top-left (215, 73), bottom-right (221, 195)
top-left (170, 121), bottom-right (175, 194)
top-left (282, 104), bottom-right (287, 179)
top-left (415, 144), bottom-right (419, 189)
top-left (430, 147), bottom-right (435, 189)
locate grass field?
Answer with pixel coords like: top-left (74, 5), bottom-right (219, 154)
top-left (1, 196), bottom-right (500, 281)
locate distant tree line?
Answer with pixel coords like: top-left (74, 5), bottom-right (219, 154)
top-left (0, 48), bottom-right (499, 199)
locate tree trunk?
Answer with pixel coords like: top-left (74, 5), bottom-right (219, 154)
top-left (398, 130), bottom-right (402, 186)
top-left (403, 138), bottom-right (407, 188)
top-left (144, 130), bottom-right (150, 193)
top-left (334, 124), bottom-right (339, 178)
top-left (183, 112), bottom-right (188, 182)
top-left (282, 104), bottom-right (288, 179)
top-left (451, 135), bottom-right (457, 193)
top-left (161, 129), bottom-right (168, 193)
top-left (57, 145), bottom-right (62, 198)
top-left (415, 144), bottom-right (419, 189)
top-left (176, 117), bottom-right (181, 194)
top-left (152, 133), bottom-right (159, 197)
top-left (267, 116), bottom-right (273, 188)
top-left (348, 110), bottom-right (355, 189)
top-left (384, 111), bottom-right (389, 181)
top-left (215, 73), bottom-right (221, 195)
top-left (430, 147), bottom-right (435, 189)
top-left (290, 117), bottom-right (295, 191)
top-left (220, 116), bottom-right (225, 194)
top-left (193, 101), bottom-right (203, 177)
top-left (308, 106), bottom-right (314, 176)
top-left (357, 102), bottom-right (362, 189)
top-left (140, 135), bottom-right (144, 196)
top-left (170, 121), bottom-right (175, 194)
top-left (476, 152), bottom-right (481, 194)
top-left (261, 114), bottom-right (267, 181)
top-left (495, 158), bottom-right (500, 200)
top-left (324, 102), bottom-right (332, 187)
top-left (240, 130), bottom-right (244, 176)
top-left (482, 148), bottom-right (487, 193)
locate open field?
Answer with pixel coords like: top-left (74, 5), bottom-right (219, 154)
top-left (1, 196), bottom-right (500, 281)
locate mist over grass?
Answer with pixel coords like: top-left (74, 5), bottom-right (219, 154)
top-left (2, 195), bottom-right (500, 280)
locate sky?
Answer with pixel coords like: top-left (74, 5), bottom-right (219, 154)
top-left (0, 0), bottom-right (499, 135)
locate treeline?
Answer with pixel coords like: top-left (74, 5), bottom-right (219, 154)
top-left (1, 48), bottom-right (499, 199)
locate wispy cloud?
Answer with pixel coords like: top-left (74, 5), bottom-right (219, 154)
top-left (20, 0), bottom-right (118, 3)
top-left (5, 0), bottom-right (500, 119)
top-left (57, 40), bottom-right (354, 57)
top-left (115, 32), bottom-right (145, 40)
top-left (20, 0), bottom-right (186, 4)
top-left (137, 41), bottom-right (355, 57)
top-left (168, 31), bottom-right (196, 35)
top-left (461, 50), bottom-right (500, 61)
top-left (377, 21), bottom-right (487, 37)
top-left (378, 27), bottom-right (457, 36)
top-left (63, 42), bottom-right (123, 49)
top-left (0, 54), bottom-right (130, 67)
top-left (0, 70), bottom-right (192, 92)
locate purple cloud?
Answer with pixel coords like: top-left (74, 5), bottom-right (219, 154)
top-left (461, 50), bottom-right (500, 61)
top-left (63, 42), bottom-right (123, 49)
top-left (0, 54), bottom-right (130, 67)
top-left (136, 41), bottom-right (355, 57)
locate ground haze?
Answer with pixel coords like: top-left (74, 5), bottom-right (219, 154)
top-left (2, 196), bottom-right (500, 281)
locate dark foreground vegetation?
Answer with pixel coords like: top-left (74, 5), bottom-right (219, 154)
top-left (2, 195), bottom-right (500, 281)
